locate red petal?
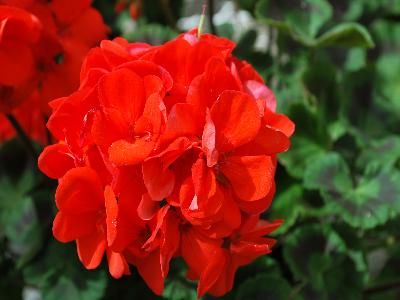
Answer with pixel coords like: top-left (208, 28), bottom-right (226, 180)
top-left (187, 41), bottom-right (228, 81)
top-left (198, 248), bottom-right (227, 298)
top-left (116, 60), bottom-right (173, 92)
top-left (244, 80), bottom-right (277, 113)
top-left (38, 143), bottom-right (75, 179)
top-left (111, 168), bottom-right (145, 251)
top-left (142, 158), bottom-right (175, 201)
top-left (153, 38), bottom-right (190, 87)
top-left (92, 108), bottom-right (129, 151)
top-left (235, 181), bottom-right (276, 214)
top-left (207, 260), bottom-right (237, 297)
top-left (162, 103), bottom-right (203, 143)
top-left (55, 167), bottom-right (104, 214)
top-left (62, 8), bottom-right (109, 46)
top-left (143, 75), bottom-right (164, 98)
top-left (98, 68), bottom-right (145, 123)
top-left (99, 39), bottom-right (130, 68)
top-left (0, 6), bottom-right (41, 43)
top-left (131, 249), bottom-right (164, 295)
top-left (107, 250), bottom-right (130, 279)
top-left (50, 0), bottom-right (91, 24)
top-left (210, 91), bottom-right (261, 152)
top-left (52, 211), bottom-right (97, 242)
top-left (241, 219), bottom-right (283, 240)
top-left (137, 193), bottom-right (160, 220)
top-left (143, 205), bottom-right (170, 249)
top-left (0, 40), bottom-right (34, 86)
top-left (191, 157), bottom-right (217, 200)
top-left (254, 126), bottom-right (291, 155)
top-left (181, 228), bottom-right (223, 278)
top-left (160, 211), bottom-right (180, 278)
top-left (264, 108), bottom-right (295, 137)
top-left (202, 109), bottom-right (219, 167)
top-left (109, 139), bottom-right (155, 166)
top-left (134, 93), bottom-right (165, 144)
top-left (230, 240), bottom-right (270, 260)
top-left (76, 230), bottom-right (106, 269)
top-left (221, 155), bottom-right (275, 201)
top-left (187, 57), bottom-right (238, 112)
top-left (198, 192), bottom-right (241, 239)
top-left (104, 186), bottom-right (118, 246)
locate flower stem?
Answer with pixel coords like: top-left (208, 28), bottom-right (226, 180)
top-left (5, 113), bottom-right (38, 159)
top-left (198, 4), bottom-right (207, 38)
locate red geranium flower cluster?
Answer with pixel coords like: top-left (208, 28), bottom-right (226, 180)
top-left (38, 29), bottom-right (294, 297)
top-left (0, 0), bottom-right (108, 143)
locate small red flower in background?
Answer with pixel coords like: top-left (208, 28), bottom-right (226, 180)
top-left (0, 0), bottom-right (109, 144)
top-left (38, 29), bottom-right (295, 297)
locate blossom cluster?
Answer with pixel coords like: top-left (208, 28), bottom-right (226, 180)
top-left (38, 29), bottom-right (294, 297)
top-left (0, 0), bottom-right (108, 143)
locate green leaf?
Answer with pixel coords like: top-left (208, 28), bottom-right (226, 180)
top-left (345, 48), bottom-right (367, 72)
top-left (304, 153), bottom-right (400, 229)
top-left (255, 0), bottom-right (374, 49)
top-left (121, 19), bottom-right (178, 45)
top-left (279, 103), bottom-right (330, 179)
top-left (333, 170), bottom-right (400, 229)
top-left (302, 53), bottom-right (342, 123)
top-left (284, 225), bottom-right (363, 300)
top-left (316, 22), bottom-right (375, 48)
top-left (163, 279), bottom-right (197, 300)
top-left (42, 271), bottom-right (107, 300)
top-left (23, 242), bottom-right (107, 300)
top-left (373, 53), bottom-right (400, 128)
top-left (270, 184), bottom-right (304, 234)
top-left (0, 140), bottom-right (45, 267)
top-left (356, 136), bottom-right (400, 174)
top-left (235, 273), bottom-right (300, 300)
top-left (255, 0), bottom-right (332, 43)
top-left (303, 152), bottom-right (352, 192)
top-left (284, 225), bottom-right (346, 279)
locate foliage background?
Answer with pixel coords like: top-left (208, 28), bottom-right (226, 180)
top-left (1, 0), bottom-right (400, 299)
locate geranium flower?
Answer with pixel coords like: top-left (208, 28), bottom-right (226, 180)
top-left (38, 29), bottom-right (294, 297)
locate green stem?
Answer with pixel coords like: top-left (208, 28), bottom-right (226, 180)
top-left (198, 4), bottom-right (206, 38)
top-left (5, 113), bottom-right (38, 159)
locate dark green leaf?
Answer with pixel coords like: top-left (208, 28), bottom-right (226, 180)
top-left (316, 22), bottom-right (375, 48)
top-left (284, 225), bottom-right (363, 300)
top-left (356, 136), bottom-right (400, 174)
top-left (235, 273), bottom-right (299, 300)
top-left (303, 152), bottom-right (352, 192)
top-left (255, 0), bottom-right (332, 43)
top-left (23, 242), bottom-right (107, 300)
top-left (304, 153), bottom-right (400, 228)
top-left (279, 103), bottom-right (330, 179)
top-left (163, 279), bottom-right (197, 300)
top-left (270, 185), bottom-right (304, 234)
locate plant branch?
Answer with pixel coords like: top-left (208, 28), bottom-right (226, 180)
top-left (207, 0), bottom-right (217, 35)
top-left (5, 113), bottom-right (38, 159)
top-left (364, 280), bottom-right (400, 295)
top-left (160, 0), bottom-right (177, 31)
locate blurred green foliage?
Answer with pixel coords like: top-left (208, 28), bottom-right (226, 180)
top-left (1, 0), bottom-right (400, 299)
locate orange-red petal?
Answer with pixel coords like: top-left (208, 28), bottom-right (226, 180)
top-left (221, 155), bottom-right (275, 201)
top-left (211, 91), bottom-right (261, 153)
